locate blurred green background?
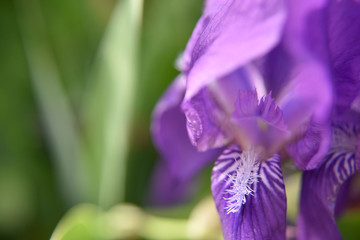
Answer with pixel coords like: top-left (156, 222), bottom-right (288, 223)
top-left (0, 0), bottom-right (211, 239)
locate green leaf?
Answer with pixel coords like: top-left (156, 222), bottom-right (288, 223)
top-left (337, 210), bottom-right (360, 239)
top-left (50, 204), bottom-right (102, 240)
top-left (14, 0), bottom-right (92, 204)
top-left (82, 0), bottom-right (143, 208)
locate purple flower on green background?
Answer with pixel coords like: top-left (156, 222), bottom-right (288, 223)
top-left (150, 0), bottom-right (360, 239)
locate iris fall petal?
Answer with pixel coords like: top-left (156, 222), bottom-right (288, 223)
top-left (211, 145), bottom-right (286, 240)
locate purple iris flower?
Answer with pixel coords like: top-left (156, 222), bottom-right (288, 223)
top-left (150, 0), bottom-right (360, 239)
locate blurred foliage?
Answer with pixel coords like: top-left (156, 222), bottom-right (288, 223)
top-left (127, 0), bottom-right (203, 205)
top-left (338, 210), bottom-right (360, 239)
top-left (50, 199), bottom-right (222, 240)
top-left (0, 0), bottom-right (203, 239)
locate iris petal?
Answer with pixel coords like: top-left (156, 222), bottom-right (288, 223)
top-left (287, 120), bottom-right (332, 170)
top-left (297, 122), bottom-right (360, 239)
top-left (328, 0), bottom-right (360, 112)
top-left (183, 0), bottom-right (286, 102)
top-left (276, 0), bottom-right (333, 169)
top-left (297, 150), bottom-right (359, 240)
top-left (211, 145), bottom-right (286, 240)
top-left (150, 76), bottom-right (221, 205)
top-left (182, 68), bottom-right (256, 151)
top-left (232, 90), bottom-right (289, 152)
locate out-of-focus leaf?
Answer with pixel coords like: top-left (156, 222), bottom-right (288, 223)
top-left (15, 0), bottom-right (92, 204)
top-left (38, 0), bottom-right (115, 105)
top-left (125, 0), bottom-right (204, 206)
top-left (103, 204), bottom-right (145, 239)
top-left (0, 165), bottom-right (34, 233)
top-left (138, 0), bottom-right (203, 114)
top-left (142, 215), bottom-right (189, 240)
top-left (51, 203), bottom-right (189, 240)
top-left (285, 171), bottom-right (301, 222)
top-left (337, 210), bottom-right (360, 239)
top-left (187, 196), bottom-right (222, 240)
top-left (82, 0), bottom-right (143, 209)
top-left (50, 204), bottom-right (102, 240)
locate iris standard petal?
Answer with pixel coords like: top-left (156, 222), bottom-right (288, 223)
top-left (255, 45), bottom-right (292, 98)
top-left (278, 0), bottom-right (333, 130)
top-left (275, 0), bottom-right (333, 169)
top-left (256, 45), bottom-right (333, 171)
top-left (183, 0), bottom-right (286, 102)
top-left (211, 145), bottom-right (286, 240)
top-left (297, 150), bottom-right (359, 240)
top-left (328, 0), bottom-right (360, 112)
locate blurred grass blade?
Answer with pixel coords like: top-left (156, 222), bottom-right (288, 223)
top-left (15, 0), bottom-right (91, 204)
top-left (83, 0), bottom-right (143, 208)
